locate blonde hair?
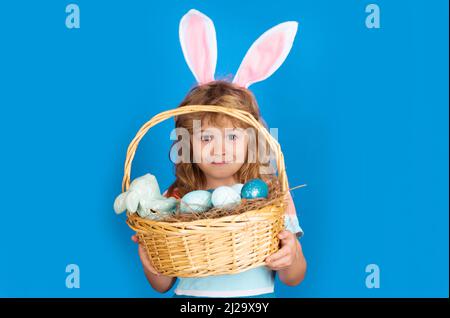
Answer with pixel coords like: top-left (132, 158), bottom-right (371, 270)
top-left (167, 80), bottom-right (276, 197)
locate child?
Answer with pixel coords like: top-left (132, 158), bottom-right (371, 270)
top-left (131, 10), bottom-right (306, 297)
top-left (131, 81), bottom-right (306, 297)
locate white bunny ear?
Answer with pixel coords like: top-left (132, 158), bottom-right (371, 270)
top-left (179, 9), bottom-right (217, 85)
top-left (125, 191), bottom-right (140, 213)
top-left (233, 21), bottom-right (298, 88)
top-left (113, 192), bottom-right (127, 214)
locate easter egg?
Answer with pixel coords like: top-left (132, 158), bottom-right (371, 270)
top-left (230, 183), bottom-right (244, 195)
top-left (241, 179), bottom-right (269, 199)
top-left (180, 190), bottom-right (212, 213)
top-left (211, 186), bottom-right (241, 209)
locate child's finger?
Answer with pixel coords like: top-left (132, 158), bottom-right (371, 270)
top-left (278, 230), bottom-right (293, 241)
top-left (265, 246), bottom-right (289, 264)
top-left (148, 268), bottom-right (159, 275)
top-left (267, 255), bottom-right (291, 270)
top-left (131, 235), bottom-right (138, 243)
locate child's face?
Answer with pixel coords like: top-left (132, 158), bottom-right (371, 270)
top-left (193, 117), bottom-right (249, 182)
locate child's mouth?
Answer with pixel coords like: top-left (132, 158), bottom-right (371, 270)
top-left (211, 159), bottom-right (233, 165)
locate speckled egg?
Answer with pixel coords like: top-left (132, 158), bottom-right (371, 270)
top-left (211, 186), bottom-right (241, 209)
top-left (180, 190), bottom-right (212, 213)
top-left (241, 179), bottom-right (269, 199)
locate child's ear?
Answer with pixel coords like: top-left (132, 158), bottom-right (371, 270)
top-left (233, 21), bottom-right (299, 88)
top-left (179, 9), bottom-right (217, 84)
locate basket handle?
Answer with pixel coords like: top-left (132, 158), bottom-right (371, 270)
top-left (121, 105), bottom-right (289, 193)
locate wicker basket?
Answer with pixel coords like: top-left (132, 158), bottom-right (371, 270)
top-left (121, 105), bottom-right (290, 277)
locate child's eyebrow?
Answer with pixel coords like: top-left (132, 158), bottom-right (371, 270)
top-left (199, 126), bottom-right (241, 133)
top-left (201, 126), bottom-right (239, 130)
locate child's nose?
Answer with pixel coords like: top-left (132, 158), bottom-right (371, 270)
top-left (221, 137), bottom-right (227, 153)
top-left (211, 135), bottom-right (227, 156)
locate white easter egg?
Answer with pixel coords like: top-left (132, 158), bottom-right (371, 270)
top-left (230, 183), bottom-right (244, 196)
top-left (180, 190), bottom-right (212, 213)
top-left (211, 186), bottom-right (241, 209)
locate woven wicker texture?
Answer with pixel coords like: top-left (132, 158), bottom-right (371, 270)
top-left (122, 105), bottom-right (289, 277)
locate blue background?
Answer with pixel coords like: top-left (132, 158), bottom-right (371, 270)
top-left (0, 0), bottom-right (448, 297)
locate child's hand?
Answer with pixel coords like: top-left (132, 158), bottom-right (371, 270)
top-left (265, 230), bottom-right (301, 271)
top-left (131, 235), bottom-right (160, 276)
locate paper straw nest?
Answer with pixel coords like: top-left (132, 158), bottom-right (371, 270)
top-left (153, 176), bottom-right (284, 223)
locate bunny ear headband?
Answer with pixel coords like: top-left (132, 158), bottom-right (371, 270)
top-left (179, 9), bottom-right (298, 88)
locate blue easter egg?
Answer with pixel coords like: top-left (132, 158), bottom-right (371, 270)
top-left (211, 186), bottom-right (241, 209)
top-left (241, 179), bottom-right (269, 199)
top-left (180, 190), bottom-right (212, 213)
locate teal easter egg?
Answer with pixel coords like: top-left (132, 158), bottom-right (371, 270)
top-left (241, 179), bottom-right (269, 199)
top-left (180, 190), bottom-right (212, 213)
top-left (211, 186), bottom-right (241, 209)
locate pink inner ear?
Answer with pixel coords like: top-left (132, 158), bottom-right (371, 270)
top-left (237, 32), bottom-right (286, 86)
top-left (185, 14), bottom-right (214, 84)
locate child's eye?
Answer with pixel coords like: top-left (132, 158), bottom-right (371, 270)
top-left (201, 135), bottom-right (213, 142)
top-left (227, 134), bottom-right (238, 141)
